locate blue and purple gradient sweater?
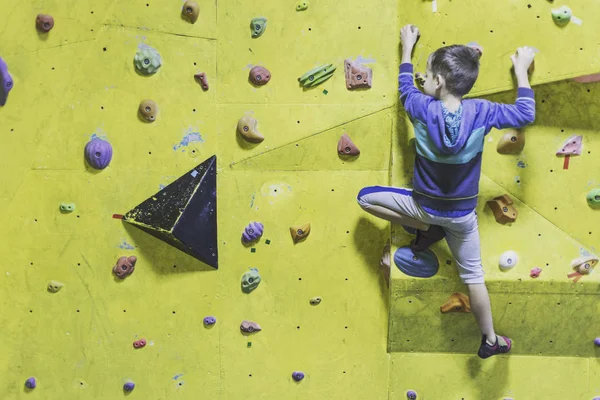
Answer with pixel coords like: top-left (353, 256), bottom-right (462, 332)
top-left (399, 63), bottom-right (536, 217)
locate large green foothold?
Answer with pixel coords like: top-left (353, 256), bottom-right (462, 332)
top-left (59, 203), bottom-right (76, 213)
top-left (298, 64), bottom-right (336, 88)
top-left (296, 0), bottom-right (309, 11)
top-left (587, 189), bottom-right (600, 209)
top-left (134, 46), bottom-right (162, 75)
top-left (241, 268), bottom-right (261, 293)
top-left (551, 5), bottom-right (572, 25)
top-left (251, 17), bottom-right (267, 38)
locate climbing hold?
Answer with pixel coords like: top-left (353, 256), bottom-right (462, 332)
top-left (440, 292), bottom-right (471, 313)
top-left (242, 221), bottom-right (264, 244)
top-left (25, 377), bottom-right (36, 389)
top-left (203, 316), bottom-right (217, 326)
top-left (572, 73), bottom-right (600, 83)
top-left (290, 223), bottom-right (311, 243)
top-left (84, 138), bottom-right (113, 170)
top-left (138, 100), bottom-right (158, 122)
top-left (556, 134), bottom-right (582, 156)
top-left (134, 46), bottom-right (162, 75)
top-left (296, 1), bottom-right (309, 11)
top-left (415, 72), bottom-right (425, 86)
top-left (123, 382), bottom-right (135, 392)
top-left (194, 73), bottom-right (209, 90)
top-left (486, 194), bottom-right (518, 224)
top-left (36, 14), bottom-right (54, 32)
top-left (587, 189), bottom-right (600, 209)
top-left (112, 256), bottom-right (136, 279)
top-left (497, 130), bottom-right (525, 154)
top-left (309, 296), bottom-right (322, 306)
top-left (133, 338), bottom-right (147, 348)
top-left (292, 371), bottom-right (305, 382)
top-left (567, 256), bottom-right (598, 282)
top-left (241, 268), bottom-right (261, 293)
top-left (240, 320), bottom-right (262, 333)
top-left (298, 64), bottom-right (336, 88)
top-left (407, 390), bottom-right (417, 399)
top-left (344, 59), bottom-right (372, 90)
top-left (249, 66), bottom-right (271, 86)
top-left (551, 5), bottom-right (572, 25)
top-left (0, 56), bottom-right (13, 107)
top-left (47, 280), bottom-right (64, 293)
top-left (393, 246), bottom-right (439, 278)
top-left (499, 250), bottom-right (518, 270)
top-left (337, 133), bottom-right (360, 156)
top-left (250, 17), bottom-right (267, 38)
top-left (182, 0), bottom-right (200, 24)
top-left (122, 156), bottom-right (218, 268)
top-left (237, 115), bottom-right (264, 143)
top-left (594, 338), bottom-right (600, 347)
top-left (530, 267), bottom-right (542, 278)
top-left (59, 203), bottom-right (76, 213)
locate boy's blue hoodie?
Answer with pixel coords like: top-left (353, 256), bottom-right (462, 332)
top-left (399, 63), bottom-right (536, 217)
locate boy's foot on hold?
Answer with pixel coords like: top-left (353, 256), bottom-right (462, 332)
top-left (380, 240), bottom-right (391, 286)
top-left (409, 225), bottom-right (446, 253)
top-left (477, 334), bottom-right (512, 359)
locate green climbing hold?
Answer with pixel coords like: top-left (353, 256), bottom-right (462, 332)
top-left (296, 1), bottom-right (309, 11)
top-left (59, 203), bottom-right (76, 213)
top-left (251, 17), bottom-right (267, 38)
top-left (551, 6), bottom-right (572, 25)
top-left (587, 189), bottom-right (600, 209)
top-left (134, 46), bottom-right (162, 75)
top-left (298, 64), bottom-right (336, 88)
top-left (241, 268), bottom-right (261, 293)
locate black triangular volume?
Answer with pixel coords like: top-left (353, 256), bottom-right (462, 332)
top-left (124, 155), bottom-right (218, 268)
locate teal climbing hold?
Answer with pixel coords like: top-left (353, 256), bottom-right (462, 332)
top-left (296, 0), bottom-right (309, 11)
top-left (298, 64), bottom-right (336, 88)
top-left (134, 46), bottom-right (162, 75)
top-left (551, 5), bottom-right (572, 25)
top-left (251, 17), bottom-right (267, 38)
top-left (59, 203), bottom-right (76, 213)
top-left (587, 188), bottom-right (600, 209)
top-left (393, 246), bottom-right (439, 278)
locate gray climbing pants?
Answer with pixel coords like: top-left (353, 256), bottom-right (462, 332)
top-left (357, 185), bottom-right (485, 284)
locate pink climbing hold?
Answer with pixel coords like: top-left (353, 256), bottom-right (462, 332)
top-left (572, 73), bottom-right (600, 84)
top-left (133, 338), bottom-right (147, 348)
top-left (556, 135), bottom-right (582, 156)
top-left (530, 267), bottom-right (542, 278)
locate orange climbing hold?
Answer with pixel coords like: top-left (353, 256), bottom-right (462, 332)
top-left (440, 292), bottom-right (471, 313)
top-left (337, 133), bottom-right (360, 156)
top-left (486, 194), bottom-right (518, 224)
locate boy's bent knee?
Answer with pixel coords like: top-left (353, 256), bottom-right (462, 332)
top-left (356, 186), bottom-right (377, 208)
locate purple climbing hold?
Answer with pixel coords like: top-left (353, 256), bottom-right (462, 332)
top-left (25, 377), bottom-right (36, 389)
top-left (0, 56), bottom-right (14, 107)
top-left (123, 382), bottom-right (135, 392)
top-left (203, 316), bottom-right (217, 326)
top-left (242, 221), bottom-right (264, 244)
top-left (407, 390), bottom-right (417, 399)
top-left (594, 337), bottom-right (600, 347)
top-left (84, 138), bottom-right (113, 170)
top-left (292, 371), bottom-right (305, 382)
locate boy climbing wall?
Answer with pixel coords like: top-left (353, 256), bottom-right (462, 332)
top-left (357, 24), bottom-right (536, 358)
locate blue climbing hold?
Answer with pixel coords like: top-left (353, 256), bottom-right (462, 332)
top-left (393, 246), bottom-right (439, 278)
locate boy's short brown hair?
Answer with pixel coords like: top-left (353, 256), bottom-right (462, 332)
top-left (428, 45), bottom-right (481, 97)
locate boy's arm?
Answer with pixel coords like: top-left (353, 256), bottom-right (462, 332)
top-left (399, 31), bottom-right (433, 122)
top-left (482, 47), bottom-right (536, 130)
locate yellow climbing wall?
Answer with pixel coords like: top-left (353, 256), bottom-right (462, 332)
top-left (0, 0), bottom-right (599, 400)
